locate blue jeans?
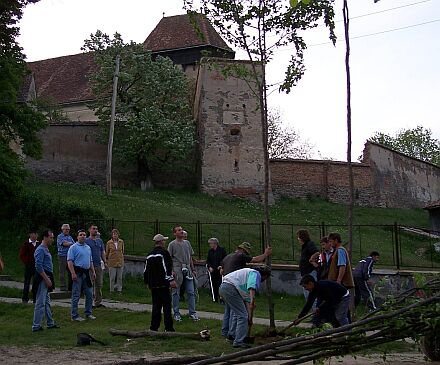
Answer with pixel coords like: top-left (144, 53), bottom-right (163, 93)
top-left (32, 280), bottom-right (54, 331)
top-left (71, 272), bottom-right (93, 319)
top-left (219, 283), bottom-right (248, 346)
top-left (335, 294), bottom-right (350, 327)
top-left (172, 277), bottom-right (196, 316)
top-left (221, 304), bottom-right (234, 337)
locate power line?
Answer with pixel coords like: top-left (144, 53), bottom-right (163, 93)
top-left (275, 18), bottom-right (440, 52)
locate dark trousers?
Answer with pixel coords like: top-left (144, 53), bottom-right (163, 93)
top-left (211, 270), bottom-right (222, 302)
top-left (354, 276), bottom-right (376, 309)
top-left (22, 265), bottom-right (36, 302)
top-left (150, 287), bottom-right (174, 332)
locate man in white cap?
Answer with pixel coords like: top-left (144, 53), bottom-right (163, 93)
top-left (144, 234), bottom-right (176, 332)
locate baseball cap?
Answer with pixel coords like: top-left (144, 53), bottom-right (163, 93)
top-left (237, 242), bottom-right (252, 254)
top-left (153, 233), bottom-right (168, 242)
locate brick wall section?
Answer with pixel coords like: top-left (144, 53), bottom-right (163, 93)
top-left (363, 142), bottom-right (440, 208)
top-left (270, 159), bottom-right (377, 206)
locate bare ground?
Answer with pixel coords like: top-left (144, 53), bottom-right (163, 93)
top-left (1, 346), bottom-right (439, 365)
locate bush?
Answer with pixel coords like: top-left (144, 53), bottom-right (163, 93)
top-left (2, 187), bottom-right (105, 233)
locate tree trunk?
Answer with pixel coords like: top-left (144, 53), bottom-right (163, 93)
top-left (137, 158), bottom-right (154, 191)
top-left (109, 328), bottom-right (210, 341)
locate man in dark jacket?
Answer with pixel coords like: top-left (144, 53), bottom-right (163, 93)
top-left (294, 274), bottom-right (350, 328)
top-left (297, 229), bottom-right (319, 303)
top-left (353, 251), bottom-right (380, 309)
top-left (144, 234), bottom-right (176, 332)
top-left (19, 229), bottom-right (40, 303)
top-left (206, 238), bottom-right (227, 302)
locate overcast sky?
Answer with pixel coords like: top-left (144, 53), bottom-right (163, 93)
top-left (18, 0), bottom-right (440, 161)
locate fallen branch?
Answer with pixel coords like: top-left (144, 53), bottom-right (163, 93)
top-left (109, 329), bottom-right (210, 341)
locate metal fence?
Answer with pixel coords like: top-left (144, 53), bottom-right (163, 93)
top-left (71, 218), bottom-right (440, 270)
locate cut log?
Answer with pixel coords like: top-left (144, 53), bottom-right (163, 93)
top-left (109, 329), bottom-right (210, 341)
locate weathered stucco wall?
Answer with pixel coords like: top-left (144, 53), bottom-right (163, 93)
top-left (270, 159), bottom-right (376, 206)
top-left (364, 142), bottom-right (440, 208)
top-left (195, 59), bottom-right (266, 200)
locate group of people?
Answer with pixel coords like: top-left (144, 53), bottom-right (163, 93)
top-left (19, 224), bottom-right (125, 331)
top-left (21, 223), bottom-right (379, 341)
top-left (294, 229), bottom-right (380, 328)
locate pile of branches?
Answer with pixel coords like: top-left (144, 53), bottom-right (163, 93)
top-left (135, 276), bottom-right (439, 365)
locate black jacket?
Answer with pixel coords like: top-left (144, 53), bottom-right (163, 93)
top-left (353, 256), bottom-right (375, 280)
top-left (298, 280), bottom-right (349, 318)
top-left (144, 246), bottom-right (174, 289)
top-left (206, 246), bottom-right (227, 272)
top-left (299, 240), bottom-right (319, 276)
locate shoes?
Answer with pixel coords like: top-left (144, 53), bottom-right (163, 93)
top-left (47, 324), bottom-right (60, 329)
top-left (32, 327), bottom-right (44, 332)
top-left (86, 314), bottom-right (97, 320)
top-left (233, 342), bottom-right (251, 349)
top-left (93, 303), bottom-right (105, 308)
top-left (72, 316), bottom-right (85, 322)
top-left (165, 328), bottom-right (176, 332)
top-left (226, 335), bottom-right (235, 343)
top-left (173, 314), bottom-right (182, 322)
top-left (189, 314), bottom-right (200, 321)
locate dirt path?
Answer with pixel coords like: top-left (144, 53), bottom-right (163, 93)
top-left (1, 347), bottom-right (439, 365)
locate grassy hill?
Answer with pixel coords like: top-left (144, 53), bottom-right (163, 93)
top-left (1, 181), bottom-right (437, 279)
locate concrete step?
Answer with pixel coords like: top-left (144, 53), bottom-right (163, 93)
top-left (0, 275), bottom-right (13, 281)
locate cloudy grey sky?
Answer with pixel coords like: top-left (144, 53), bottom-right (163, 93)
top-left (18, 0), bottom-right (440, 161)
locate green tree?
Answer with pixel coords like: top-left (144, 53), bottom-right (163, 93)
top-left (0, 0), bottom-right (46, 201)
top-left (268, 109), bottom-right (313, 159)
top-left (370, 126), bottom-right (440, 166)
top-left (184, 0), bottom-right (335, 327)
top-left (82, 31), bottom-right (196, 189)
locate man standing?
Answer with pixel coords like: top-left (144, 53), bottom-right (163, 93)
top-left (32, 230), bottom-right (59, 332)
top-left (67, 229), bottom-right (97, 321)
top-left (327, 232), bottom-right (354, 289)
top-left (317, 236), bottom-right (334, 280)
top-left (168, 225), bottom-right (199, 322)
top-left (206, 237), bottom-right (227, 302)
top-left (293, 274), bottom-right (350, 328)
top-left (144, 234), bottom-right (176, 332)
top-left (297, 229), bottom-right (319, 300)
top-left (353, 251), bottom-right (380, 309)
top-left (220, 267), bottom-right (271, 348)
top-left (19, 229), bottom-right (39, 303)
top-left (85, 224), bottom-right (107, 308)
top-left (56, 224), bottom-right (75, 291)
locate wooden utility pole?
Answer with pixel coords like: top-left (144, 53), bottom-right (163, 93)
top-left (106, 54), bottom-right (120, 196)
top-left (343, 0), bottom-right (354, 258)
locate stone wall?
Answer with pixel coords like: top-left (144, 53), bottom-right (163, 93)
top-left (195, 59), bottom-right (266, 200)
top-left (363, 142), bottom-right (440, 208)
top-left (270, 159), bottom-right (376, 206)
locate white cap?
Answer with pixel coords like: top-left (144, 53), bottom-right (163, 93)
top-left (153, 234), bottom-right (168, 242)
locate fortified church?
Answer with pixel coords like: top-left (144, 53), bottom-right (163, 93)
top-left (23, 14), bottom-right (440, 209)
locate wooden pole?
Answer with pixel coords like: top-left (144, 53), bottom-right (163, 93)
top-left (106, 54), bottom-right (120, 196)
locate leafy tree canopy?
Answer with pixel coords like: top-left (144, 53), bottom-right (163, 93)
top-left (82, 31), bottom-right (196, 187)
top-left (0, 0), bottom-right (46, 201)
top-left (268, 109), bottom-right (312, 159)
top-left (370, 126), bottom-right (440, 166)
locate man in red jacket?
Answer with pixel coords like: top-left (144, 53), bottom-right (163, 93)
top-left (19, 230), bottom-right (40, 303)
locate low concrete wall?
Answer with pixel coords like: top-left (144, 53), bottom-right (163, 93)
top-left (123, 255), bottom-right (431, 296)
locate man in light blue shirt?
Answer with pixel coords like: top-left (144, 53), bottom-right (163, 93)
top-left (56, 223), bottom-right (75, 291)
top-left (67, 229), bottom-right (96, 321)
top-left (85, 224), bottom-right (107, 307)
top-left (32, 229), bottom-right (59, 332)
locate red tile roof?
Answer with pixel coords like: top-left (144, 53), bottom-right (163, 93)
top-left (27, 52), bottom-right (97, 104)
top-left (143, 13), bottom-right (232, 52)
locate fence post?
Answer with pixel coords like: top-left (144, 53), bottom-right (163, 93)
top-left (321, 221), bottom-right (326, 237)
top-left (261, 221), bottom-right (265, 253)
top-left (394, 222), bottom-right (400, 270)
top-left (197, 220), bottom-right (201, 259)
top-left (155, 219), bottom-right (159, 234)
top-left (111, 217), bottom-right (115, 229)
